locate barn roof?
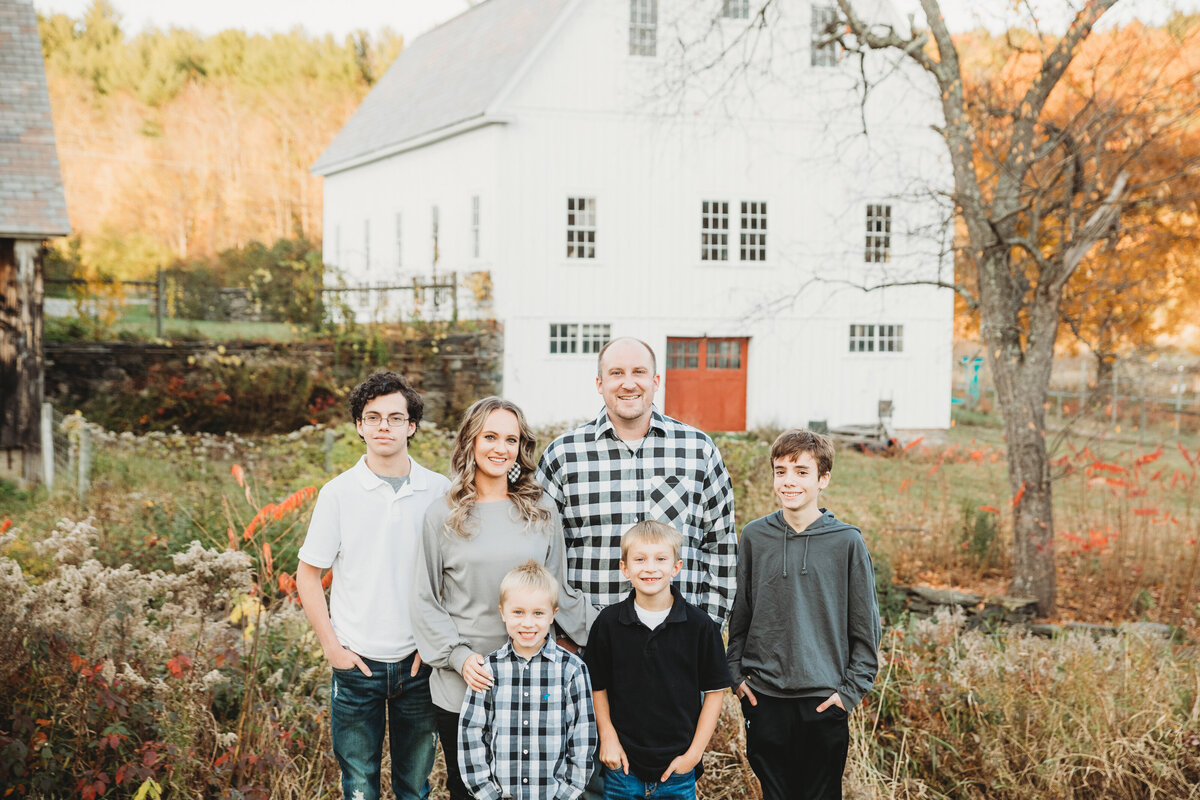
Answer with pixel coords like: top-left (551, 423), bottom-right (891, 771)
top-left (311, 0), bottom-right (571, 176)
top-left (0, 0), bottom-right (70, 238)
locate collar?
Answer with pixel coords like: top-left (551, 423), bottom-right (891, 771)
top-left (496, 637), bottom-right (563, 664)
top-left (615, 585), bottom-right (688, 627)
top-left (352, 454), bottom-right (430, 492)
top-left (590, 406), bottom-right (669, 443)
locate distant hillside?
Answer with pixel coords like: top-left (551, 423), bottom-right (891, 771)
top-left (38, 1), bottom-right (403, 278)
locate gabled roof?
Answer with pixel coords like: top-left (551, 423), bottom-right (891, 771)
top-left (312, 0), bottom-right (571, 176)
top-left (0, 0), bottom-right (69, 238)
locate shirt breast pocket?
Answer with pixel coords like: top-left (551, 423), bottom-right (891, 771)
top-left (646, 474), bottom-right (697, 526)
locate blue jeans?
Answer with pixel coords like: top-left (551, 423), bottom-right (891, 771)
top-left (603, 766), bottom-right (696, 799)
top-left (330, 653), bottom-right (437, 800)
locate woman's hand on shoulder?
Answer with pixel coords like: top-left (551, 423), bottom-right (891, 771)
top-left (461, 652), bottom-right (493, 691)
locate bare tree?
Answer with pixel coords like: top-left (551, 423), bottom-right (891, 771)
top-left (823, 0), bottom-right (1200, 613)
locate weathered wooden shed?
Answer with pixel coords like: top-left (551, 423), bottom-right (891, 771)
top-left (0, 0), bottom-right (70, 484)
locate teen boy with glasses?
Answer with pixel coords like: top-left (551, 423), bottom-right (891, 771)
top-left (297, 371), bottom-right (451, 800)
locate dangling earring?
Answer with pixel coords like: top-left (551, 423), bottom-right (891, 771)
top-left (507, 463), bottom-right (522, 483)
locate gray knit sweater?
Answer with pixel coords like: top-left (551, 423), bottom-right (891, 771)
top-left (411, 496), bottom-right (595, 712)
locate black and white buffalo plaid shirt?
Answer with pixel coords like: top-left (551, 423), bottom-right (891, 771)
top-left (535, 408), bottom-right (737, 622)
top-left (458, 639), bottom-right (596, 800)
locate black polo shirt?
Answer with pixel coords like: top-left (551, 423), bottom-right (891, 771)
top-left (584, 586), bottom-right (733, 782)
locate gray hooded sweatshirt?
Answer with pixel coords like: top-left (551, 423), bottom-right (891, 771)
top-left (726, 509), bottom-right (881, 710)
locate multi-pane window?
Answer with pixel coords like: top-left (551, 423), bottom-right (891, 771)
top-left (849, 324), bottom-right (904, 353)
top-left (566, 197), bottom-right (596, 259)
top-left (431, 205), bottom-right (440, 266)
top-left (629, 0), bottom-right (657, 56)
top-left (740, 201), bottom-right (767, 261)
top-left (865, 203), bottom-right (891, 263)
top-left (667, 340), bottom-right (699, 369)
top-left (811, 5), bottom-right (840, 67)
top-left (471, 196), bottom-right (480, 259)
top-left (395, 212), bottom-right (402, 268)
top-left (363, 219), bottom-right (371, 272)
top-left (722, 0), bottom-right (749, 19)
top-left (701, 201), bottom-right (730, 261)
top-left (706, 340), bottom-right (742, 369)
top-left (549, 323), bottom-right (611, 355)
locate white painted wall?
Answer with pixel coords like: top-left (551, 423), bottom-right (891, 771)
top-left (320, 0), bottom-right (955, 430)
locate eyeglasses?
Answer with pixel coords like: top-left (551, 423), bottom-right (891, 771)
top-left (361, 413), bottom-right (410, 427)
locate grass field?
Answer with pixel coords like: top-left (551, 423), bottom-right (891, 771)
top-left (45, 301), bottom-right (303, 343)
top-left (2, 412), bottom-right (1198, 798)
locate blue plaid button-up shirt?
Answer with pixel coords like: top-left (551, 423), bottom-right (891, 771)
top-left (458, 639), bottom-right (596, 800)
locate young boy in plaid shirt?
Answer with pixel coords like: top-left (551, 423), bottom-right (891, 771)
top-left (458, 561), bottom-right (596, 800)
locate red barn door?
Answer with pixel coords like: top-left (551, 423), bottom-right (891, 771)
top-left (664, 337), bottom-right (748, 432)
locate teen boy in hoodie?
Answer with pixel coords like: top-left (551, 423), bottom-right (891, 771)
top-left (726, 429), bottom-right (881, 800)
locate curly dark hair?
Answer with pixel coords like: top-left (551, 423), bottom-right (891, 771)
top-left (348, 371), bottom-right (423, 439)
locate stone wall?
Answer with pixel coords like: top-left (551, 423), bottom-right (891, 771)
top-left (44, 327), bottom-right (503, 430)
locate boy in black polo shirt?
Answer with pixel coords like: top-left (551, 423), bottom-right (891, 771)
top-left (583, 520), bottom-right (732, 800)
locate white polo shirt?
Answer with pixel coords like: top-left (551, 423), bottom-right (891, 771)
top-left (299, 455), bottom-right (450, 661)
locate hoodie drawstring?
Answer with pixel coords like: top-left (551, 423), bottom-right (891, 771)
top-left (783, 531), bottom-right (788, 577)
top-left (800, 535), bottom-right (810, 575)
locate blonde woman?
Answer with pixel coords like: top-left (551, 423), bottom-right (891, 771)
top-left (411, 396), bottom-right (593, 800)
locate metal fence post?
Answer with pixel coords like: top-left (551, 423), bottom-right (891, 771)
top-left (324, 428), bottom-right (335, 473)
top-left (156, 266), bottom-right (165, 339)
top-left (78, 426), bottom-right (92, 505)
top-left (40, 403), bottom-right (54, 490)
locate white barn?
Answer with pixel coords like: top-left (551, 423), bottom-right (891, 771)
top-left (312, 0), bottom-right (954, 432)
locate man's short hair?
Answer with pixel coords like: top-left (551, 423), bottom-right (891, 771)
top-left (348, 371), bottom-right (423, 435)
top-left (771, 429), bottom-right (835, 477)
top-left (499, 559), bottom-right (559, 609)
top-left (620, 519), bottom-right (683, 562)
top-left (596, 337), bottom-right (657, 376)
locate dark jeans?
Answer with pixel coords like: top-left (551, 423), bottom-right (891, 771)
top-left (330, 653), bottom-right (437, 800)
top-left (741, 694), bottom-right (849, 800)
top-left (603, 766), bottom-right (696, 799)
top-left (433, 706), bottom-right (473, 800)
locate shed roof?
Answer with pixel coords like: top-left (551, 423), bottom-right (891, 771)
top-left (0, 0), bottom-right (70, 238)
top-left (311, 0), bottom-right (570, 176)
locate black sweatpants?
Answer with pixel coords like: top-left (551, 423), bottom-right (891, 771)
top-left (741, 694), bottom-right (849, 800)
top-left (433, 707), bottom-right (473, 800)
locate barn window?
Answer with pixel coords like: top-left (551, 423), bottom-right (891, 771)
top-left (550, 323), bottom-right (611, 354)
top-left (701, 200), bottom-right (730, 261)
top-left (740, 201), bottom-right (767, 261)
top-left (865, 203), bottom-right (891, 263)
top-left (667, 340), bottom-right (699, 369)
top-left (849, 323), bottom-right (903, 353)
top-left (706, 340), bottom-right (742, 369)
top-left (722, 0), bottom-right (750, 19)
top-left (811, 5), bottom-right (840, 67)
top-left (630, 0), bottom-right (657, 56)
top-left (471, 196), bottom-right (481, 259)
top-left (566, 197), bottom-right (597, 259)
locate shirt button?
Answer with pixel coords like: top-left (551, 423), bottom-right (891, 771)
top-left (523, 720), bottom-right (529, 725)
top-left (523, 778), bottom-right (528, 783)
top-left (523, 749), bottom-right (529, 755)
top-left (524, 692), bottom-right (529, 697)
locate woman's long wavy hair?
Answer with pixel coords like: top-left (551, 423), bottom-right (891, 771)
top-left (444, 397), bottom-right (551, 538)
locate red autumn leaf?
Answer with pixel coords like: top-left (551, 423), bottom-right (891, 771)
top-left (232, 464), bottom-right (246, 488)
top-left (1132, 507), bottom-right (1159, 516)
top-left (1134, 448), bottom-right (1163, 467)
top-left (321, 570), bottom-right (333, 589)
top-left (1087, 461), bottom-right (1127, 475)
top-left (1011, 482), bottom-right (1026, 507)
top-left (0, 518), bottom-right (11, 533)
top-left (899, 479), bottom-right (911, 492)
top-left (978, 505), bottom-right (1001, 514)
top-left (904, 436), bottom-right (925, 451)
top-left (167, 654), bottom-right (193, 677)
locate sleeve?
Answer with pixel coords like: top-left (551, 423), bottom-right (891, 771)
top-left (697, 441), bottom-right (738, 625)
top-left (297, 484), bottom-right (340, 569)
top-left (724, 526), bottom-right (753, 682)
top-left (555, 660), bottom-right (597, 800)
top-left (458, 680), bottom-right (505, 800)
top-left (697, 615), bottom-right (734, 692)
top-left (410, 502), bottom-right (475, 675)
top-left (581, 614), bottom-right (612, 692)
top-left (535, 440), bottom-right (567, 514)
top-left (837, 539), bottom-right (882, 711)
top-left (545, 507), bottom-right (597, 644)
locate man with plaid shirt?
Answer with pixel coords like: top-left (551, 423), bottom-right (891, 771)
top-left (535, 336), bottom-right (738, 624)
